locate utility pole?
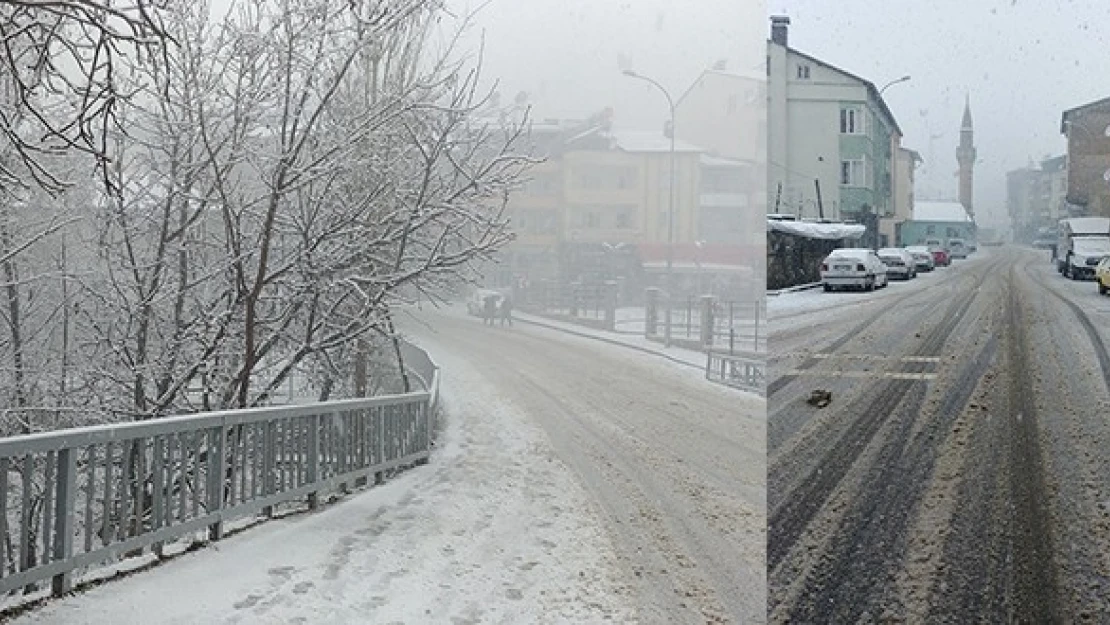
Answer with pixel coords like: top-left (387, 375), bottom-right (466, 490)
top-left (815, 179), bottom-right (825, 220)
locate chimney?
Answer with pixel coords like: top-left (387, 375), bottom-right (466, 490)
top-left (770, 15), bottom-right (790, 47)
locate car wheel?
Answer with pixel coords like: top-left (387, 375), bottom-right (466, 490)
top-left (866, 276), bottom-right (875, 291)
top-left (824, 284), bottom-right (832, 292)
top-left (1100, 281), bottom-right (1108, 295)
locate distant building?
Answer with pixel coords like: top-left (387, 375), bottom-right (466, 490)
top-left (899, 201), bottom-right (975, 247)
top-left (766, 15), bottom-right (905, 250)
top-left (675, 64), bottom-right (766, 250)
top-left (1005, 155), bottom-right (1073, 243)
top-left (674, 66), bottom-right (765, 165)
top-left (1060, 96), bottom-right (1110, 218)
top-left (880, 147), bottom-right (923, 249)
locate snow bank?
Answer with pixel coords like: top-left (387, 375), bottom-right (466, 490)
top-left (768, 219), bottom-right (867, 240)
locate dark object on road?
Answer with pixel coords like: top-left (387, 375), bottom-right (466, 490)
top-left (499, 295), bottom-right (513, 327)
top-left (807, 389), bottom-right (832, 408)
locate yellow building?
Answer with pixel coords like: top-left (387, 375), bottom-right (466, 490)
top-left (497, 116), bottom-right (703, 287)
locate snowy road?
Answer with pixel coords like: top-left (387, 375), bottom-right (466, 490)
top-left (14, 304), bottom-right (764, 625)
top-left (767, 245), bottom-right (1110, 622)
top-left (403, 308), bottom-right (766, 624)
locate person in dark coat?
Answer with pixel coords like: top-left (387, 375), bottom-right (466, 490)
top-left (499, 294), bottom-right (513, 326)
top-left (482, 294), bottom-right (498, 326)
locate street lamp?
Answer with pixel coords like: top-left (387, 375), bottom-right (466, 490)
top-left (623, 68), bottom-right (676, 347)
top-left (878, 75), bottom-right (911, 95)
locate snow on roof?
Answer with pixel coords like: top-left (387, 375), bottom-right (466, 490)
top-left (913, 201), bottom-right (972, 222)
top-left (768, 219), bottom-right (866, 240)
top-left (610, 131), bottom-right (702, 153)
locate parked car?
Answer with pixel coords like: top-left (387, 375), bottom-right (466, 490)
top-left (924, 239), bottom-right (951, 267)
top-left (877, 247), bottom-right (917, 279)
top-left (948, 238), bottom-right (969, 259)
top-left (905, 245), bottom-right (936, 272)
top-left (820, 248), bottom-right (889, 291)
top-left (1097, 256), bottom-right (1110, 295)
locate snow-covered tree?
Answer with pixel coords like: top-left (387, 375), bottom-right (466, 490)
top-left (69, 0), bottom-right (528, 419)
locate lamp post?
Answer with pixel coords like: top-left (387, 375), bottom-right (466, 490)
top-left (623, 68), bottom-right (676, 347)
top-left (878, 75), bottom-right (911, 95)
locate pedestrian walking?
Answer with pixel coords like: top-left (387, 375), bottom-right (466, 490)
top-left (483, 294), bottom-right (498, 326)
top-left (499, 294), bottom-right (513, 327)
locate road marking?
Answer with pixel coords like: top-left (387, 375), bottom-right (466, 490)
top-left (779, 352), bottom-right (942, 363)
top-left (779, 369), bottom-right (937, 381)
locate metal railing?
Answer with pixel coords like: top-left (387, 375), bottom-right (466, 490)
top-left (0, 342), bottom-right (439, 601)
top-left (527, 282), bottom-right (609, 322)
top-left (706, 350), bottom-right (764, 394)
top-left (651, 297), bottom-right (766, 354)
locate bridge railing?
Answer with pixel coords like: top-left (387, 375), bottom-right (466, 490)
top-left (0, 342), bottom-right (439, 602)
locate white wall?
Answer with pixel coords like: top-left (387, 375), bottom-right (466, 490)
top-left (768, 44), bottom-right (869, 221)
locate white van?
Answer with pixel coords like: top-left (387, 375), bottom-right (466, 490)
top-left (948, 238), bottom-right (968, 259)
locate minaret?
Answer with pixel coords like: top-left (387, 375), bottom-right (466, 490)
top-left (956, 94), bottom-right (977, 219)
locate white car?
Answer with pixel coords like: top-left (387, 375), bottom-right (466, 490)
top-left (877, 247), bottom-right (917, 280)
top-left (821, 248), bottom-right (889, 292)
top-left (948, 238), bottom-right (969, 259)
top-left (905, 245), bottom-right (936, 272)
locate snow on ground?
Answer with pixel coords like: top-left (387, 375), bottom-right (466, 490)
top-left (14, 331), bottom-right (639, 625)
top-left (510, 310), bottom-right (714, 368)
top-left (768, 268), bottom-right (945, 320)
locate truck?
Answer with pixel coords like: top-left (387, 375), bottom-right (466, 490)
top-left (1056, 217), bottom-right (1110, 280)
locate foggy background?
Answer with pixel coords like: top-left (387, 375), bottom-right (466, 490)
top-left (769, 0), bottom-right (1110, 230)
top-left (445, 0), bottom-right (764, 132)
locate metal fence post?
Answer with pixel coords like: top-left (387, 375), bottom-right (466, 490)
top-left (263, 421), bottom-right (276, 518)
top-left (604, 280), bottom-right (618, 331)
top-left (645, 287), bottom-right (660, 337)
top-left (700, 295), bottom-right (715, 346)
top-left (753, 299), bottom-right (762, 352)
top-left (375, 408), bottom-right (386, 485)
top-left (306, 413), bottom-right (320, 510)
top-left (51, 448), bottom-right (76, 596)
top-left (207, 424), bottom-right (226, 541)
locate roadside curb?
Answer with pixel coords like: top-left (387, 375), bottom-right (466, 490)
top-left (512, 314), bottom-right (705, 371)
top-left (768, 283), bottom-right (822, 296)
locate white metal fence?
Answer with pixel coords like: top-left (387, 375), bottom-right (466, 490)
top-left (706, 351), bottom-right (764, 394)
top-left (0, 342), bottom-right (439, 601)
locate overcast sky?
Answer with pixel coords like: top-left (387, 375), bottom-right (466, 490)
top-left (444, 0), bottom-right (764, 131)
top-left (769, 0), bottom-right (1110, 228)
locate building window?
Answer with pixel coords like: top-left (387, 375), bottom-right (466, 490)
top-left (796, 64), bottom-right (811, 79)
top-left (615, 167), bottom-right (637, 189)
top-left (840, 107), bottom-right (865, 134)
top-left (840, 157), bottom-right (869, 187)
